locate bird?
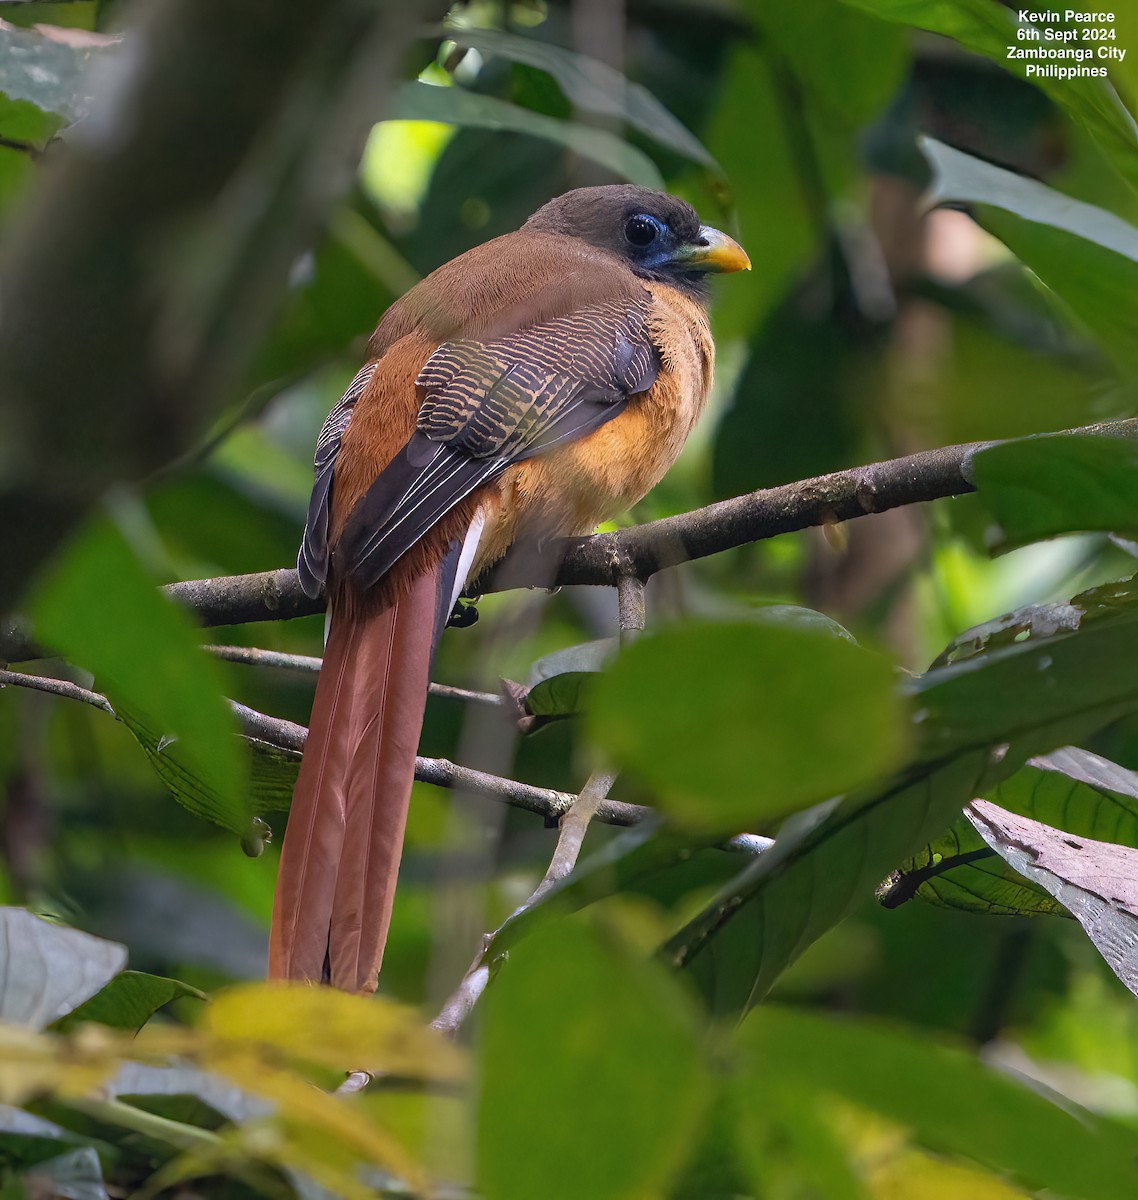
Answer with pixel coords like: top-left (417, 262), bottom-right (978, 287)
top-left (268, 184), bottom-right (749, 992)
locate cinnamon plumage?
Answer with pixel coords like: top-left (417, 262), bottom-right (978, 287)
top-left (269, 185), bottom-right (749, 992)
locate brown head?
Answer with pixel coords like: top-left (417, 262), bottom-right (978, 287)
top-left (522, 184), bottom-right (750, 299)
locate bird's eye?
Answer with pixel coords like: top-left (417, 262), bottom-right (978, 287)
top-left (624, 214), bottom-right (660, 247)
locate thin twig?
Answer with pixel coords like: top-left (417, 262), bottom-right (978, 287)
top-left (430, 768), bottom-right (619, 1039)
top-left (0, 669), bottom-right (114, 714)
top-left (0, 668), bottom-right (766, 854)
top-left (206, 644), bottom-right (502, 707)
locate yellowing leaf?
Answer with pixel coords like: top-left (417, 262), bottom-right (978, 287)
top-left (203, 983), bottom-right (464, 1082)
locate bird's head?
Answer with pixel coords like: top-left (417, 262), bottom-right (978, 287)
top-left (522, 185), bottom-right (750, 297)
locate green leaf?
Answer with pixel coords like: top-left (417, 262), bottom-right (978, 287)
top-left (923, 139), bottom-right (1138, 378)
top-left (54, 971), bottom-right (207, 1034)
top-left (587, 621), bottom-right (908, 832)
top-left (478, 921), bottom-right (709, 1200)
top-left (444, 26), bottom-right (717, 170)
top-left (737, 1006), bottom-right (1138, 1200)
top-left (525, 638), bottom-right (616, 719)
top-left (971, 434), bottom-right (1138, 546)
top-left (838, 0), bottom-right (1138, 192)
top-left (0, 909), bottom-right (126, 1031)
top-left (893, 748), bottom-right (1138, 914)
top-left (391, 81), bottom-right (664, 189)
top-left (667, 584), bottom-right (1138, 1016)
top-left (30, 519), bottom-right (246, 833)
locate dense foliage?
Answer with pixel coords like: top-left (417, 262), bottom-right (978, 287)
top-left (1, 0), bottom-right (1138, 1196)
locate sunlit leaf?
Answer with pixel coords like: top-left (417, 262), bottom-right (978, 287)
top-left (202, 984), bottom-right (463, 1083)
top-left (0, 909), bottom-right (126, 1031)
top-left (588, 621), bottom-right (908, 832)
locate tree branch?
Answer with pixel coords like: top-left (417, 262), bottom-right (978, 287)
top-left (0, 667), bottom-right (766, 854)
top-left (134, 419), bottom-right (1138, 632)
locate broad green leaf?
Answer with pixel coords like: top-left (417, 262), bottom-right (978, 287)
top-left (969, 800), bottom-right (1138, 1000)
top-left (478, 921), bottom-right (709, 1200)
top-left (737, 1006), bottom-right (1138, 1200)
top-left (391, 81), bottom-right (663, 189)
top-left (0, 910), bottom-right (126, 1031)
top-left (587, 622), bottom-right (908, 832)
top-left (971, 434), bottom-right (1138, 545)
top-left (667, 585), bottom-right (1138, 1016)
top-left (892, 748), bottom-right (1138, 914)
top-left (444, 26), bottom-right (717, 169)
top-left (55, 972), bottom-right (206, 1034)
top-left (923, 139), bottom-right (1138, 377)
top-left (838, 0), bottom-right (1138, 191)
top-left (30, 520), bottom-right (246, 833)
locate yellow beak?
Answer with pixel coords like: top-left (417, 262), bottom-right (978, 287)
top-left (675, 225), bottom-right (751, 274)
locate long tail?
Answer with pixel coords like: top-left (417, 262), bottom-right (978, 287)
top-left (268, 567), bottom-right (440, 992)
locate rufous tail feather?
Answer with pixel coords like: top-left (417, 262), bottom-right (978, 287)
top-left (268, 567), bottom-right (439, 992)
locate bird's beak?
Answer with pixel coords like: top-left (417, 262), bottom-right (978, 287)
top-left (674, 226), bottom-right (751, 274)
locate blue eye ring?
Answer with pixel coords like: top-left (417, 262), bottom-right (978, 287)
top-left (624, 214), bottom-right (661, 247)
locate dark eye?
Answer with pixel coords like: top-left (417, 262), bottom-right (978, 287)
top-left (624, 214), bottom-right (660, 247)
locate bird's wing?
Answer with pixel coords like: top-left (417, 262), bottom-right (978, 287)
top-left (320, 295), bottom-right (658, 592)
top-left (298, 362), bottom-right (378, 598)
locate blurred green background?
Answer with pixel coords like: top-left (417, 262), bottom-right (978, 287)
top-left (3, 0), bottom-right (1138, 1196)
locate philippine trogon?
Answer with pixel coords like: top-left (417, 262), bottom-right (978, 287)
top-left (268, 185), bottom-right (749, 992)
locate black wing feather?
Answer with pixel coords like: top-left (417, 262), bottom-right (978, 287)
top-left (298, 363), bottom-right (377, 598)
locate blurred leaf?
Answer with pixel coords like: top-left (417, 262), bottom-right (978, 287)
top-left (201, 984), bottom-right (463, 1083)
top-left (972, 434), bottom-right (1138, 546)
top-left (19, 1146), bottom-right (107, 1200)
top-left (393, 81), bottom-right (664, 188)
top-left (924, 139), bottom-right (1138, 377)
top-left (738, 1006), bottom-right (1138, 1199)
top-left (55, 971), bottom-right (206, 1034)
top-left (0, 23), bottom-right (110, 132)
top-left (0, 909), bottom-right (125, 1031)
top-left (478, 920), bottom-right (709, 1200)
top-left (668, 584), bottom-right (1138, 1015)
top-left (445, 26), bottom-right (717, 169)
top-left (30, 519), bottom-right (246, 832)
top-left (840, 0), bottom-right (1138, 191)
top-left (588, 622), bottom-right (908, 832)
top-left (892, 748), bottom-right (1138, 914)
top-left (0, 1106), bottom-right (92, 1173)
